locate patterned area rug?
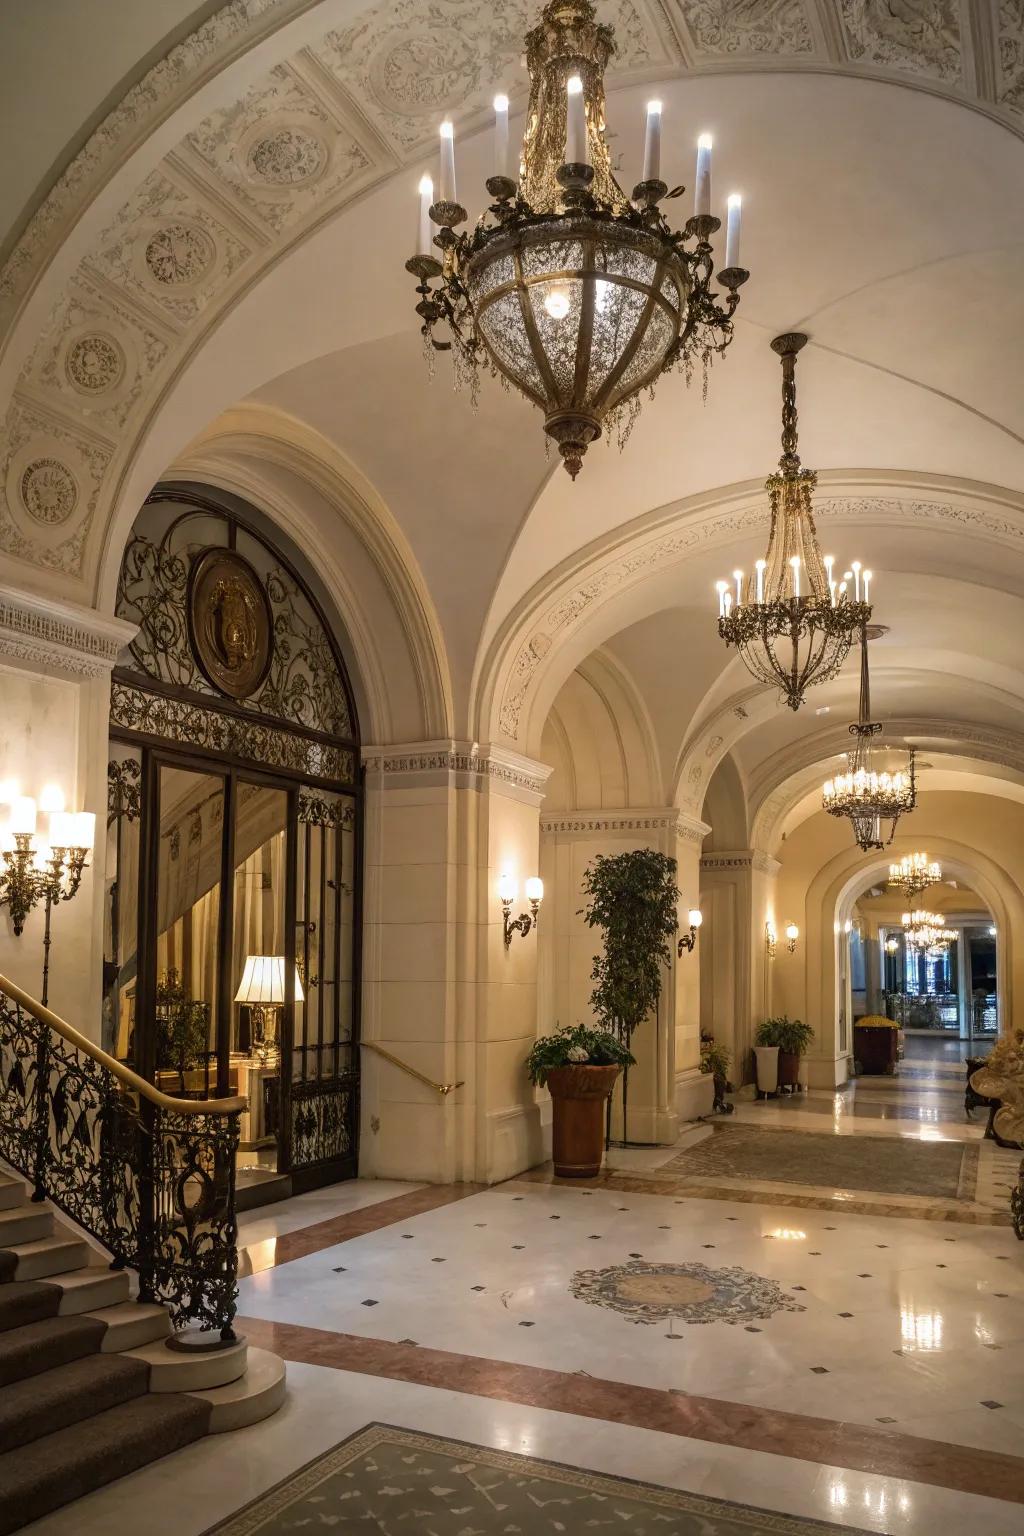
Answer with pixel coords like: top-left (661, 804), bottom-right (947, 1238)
top-left (663, 1125), bottom-right (977, 1199)
top-left (570, 1259), bottom-right (806, 1326)
top-left (204, 1423), bottom-right (869, 1534)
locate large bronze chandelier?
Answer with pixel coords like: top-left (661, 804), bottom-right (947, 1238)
top-left (889, 853), bottom-right (941, 900)
top-left (822, 622), bottom-right (916, 851)
top-left (716, 334), bottom-right (871, 709)
top-left (405, 1), bottom-right (749, 478)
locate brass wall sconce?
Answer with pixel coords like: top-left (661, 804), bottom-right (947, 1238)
top-left (499, 873), bottom-right (543, 949)
top-left (785, 921), bottom-right (799, 954)
top-left (678, 908), bottom-right (702, 955)
top-left (765, 922), bottom-right (777, 960)
top-left (0, 787), bottom-right (95, 1005)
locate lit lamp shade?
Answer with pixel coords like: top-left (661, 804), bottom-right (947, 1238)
top-left (687, 908), bottom-right (703, 929)
top-left (234, 955), bottom-right (305, 1006)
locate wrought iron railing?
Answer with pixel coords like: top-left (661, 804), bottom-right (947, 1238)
top-left (0, 974), bottom-right (243, 1341)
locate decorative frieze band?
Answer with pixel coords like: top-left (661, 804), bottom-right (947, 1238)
top-left (700, 848), bottom-right (781, 876)
top-left (0, 583), bottom-right (135, 678)
top-left (362, 740), bottom-right (553, 802)
top-left (541, 808), bottom-right (712, 845)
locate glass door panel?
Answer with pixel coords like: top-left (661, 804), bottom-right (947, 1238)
top-left (231, 782), bottom-right (288, 1178)
top-left (154, 765), bottom-right (225, 1097)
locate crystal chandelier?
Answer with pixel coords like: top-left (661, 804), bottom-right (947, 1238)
top-left (902, 909), bottom-right (956, 953)
top-left (716, 333), bottom-right (872, 709)
top-left (821, 622), bottom-right (916, 850)
top-left (888, 853), bottom-right (941, 900)
top-left (405, 1), bottom-right (749, 478)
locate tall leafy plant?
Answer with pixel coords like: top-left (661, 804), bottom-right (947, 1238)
top-left (579, 849), bottom-right (680, 1142)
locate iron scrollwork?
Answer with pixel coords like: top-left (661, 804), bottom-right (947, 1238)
top-left (107, 757), bottom-right (142, 823)
top-left (291, 1075), bottom-right (356, 1167)
top-left (0, 988), bottom-right (240, 1339)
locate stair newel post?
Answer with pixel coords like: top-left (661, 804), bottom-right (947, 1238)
top-left (137, 1096), bottom-right (158, 1305)
top-left (30, 1024), bottom-right (51, 1203)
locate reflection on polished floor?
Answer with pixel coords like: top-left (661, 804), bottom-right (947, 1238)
top-left (23, 1071), bottom-right (1024, 1536)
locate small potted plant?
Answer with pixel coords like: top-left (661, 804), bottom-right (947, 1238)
top-left (700, 1038), bottom-right (733, 1114)
top-left (755, 1015), bottom-right (814, 1093)
top-left (527, 1023), bottom-right (634, 1177)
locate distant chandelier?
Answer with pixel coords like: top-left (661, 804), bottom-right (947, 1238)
top-left (405, 0), bottom-right (749, 478)
top-left (822, 621), bottom-right (916, 851)
top-left (888, 852), bottom-right (941, 900)
top-left (902, 909), bottom-right (956, 953)
top-left (716, 333), bottom-right (872, 710)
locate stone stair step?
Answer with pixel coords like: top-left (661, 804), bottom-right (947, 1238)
top-left (0, 1393), bottom-right (212, 1536)
top-left (0, 1352), bottom-right (150, 1452)
top-left (0, 1314), bottom-right (106, 1388)
top-left (125, 1335), bottom-right (248, 1392)
top-left (187, 1346), bottom-right (287, 1433)
top-left (5, 1233), bottom-right (90, 1281)
top-left (87, 1300), bottom-right (172, 1352)
top-left (0, 1205), bottom-right (52, 1246)
top-left (51, 1266), bottom-right (131, 1315)
top-left (0, 1177), bottom-right (24, 1211)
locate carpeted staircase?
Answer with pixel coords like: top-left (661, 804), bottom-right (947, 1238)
top-left (0, 1169), bottom-right (285, 1534)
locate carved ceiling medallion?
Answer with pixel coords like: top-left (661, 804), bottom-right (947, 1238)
top-left (64, 332), bottom-right (125, 395)
top-left (19, 458), bottom-right (79, 527)
top-left (187, 547), bottom-right (273, 700)
top-left (369, 29), bottom-right (480, 114)
top-left (144, 223), bottom-right (216, 286)
top-left (247, 126), bottom-right (327, 185)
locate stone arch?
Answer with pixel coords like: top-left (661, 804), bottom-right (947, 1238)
top-left (541, 648), bottom-right (661, 812)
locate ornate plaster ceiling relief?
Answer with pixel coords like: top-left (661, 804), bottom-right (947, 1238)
top-left (670, 0), bottom-right (815, 58)
top-left (185, 62), bottom-right (373, 236)
top-left (84, 170), bottom-right (252, 327)
top-left (837, 0), bottom-right (962, 83)
top-left (998, 0), bottom-right (1024, 112)
top-left (0, 401), bottom-right (112, 575)
top-left (310, 0), bottom-right (669, 156)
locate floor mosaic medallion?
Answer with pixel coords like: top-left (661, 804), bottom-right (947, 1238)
top-left (570, 1259), bottom-right (807, 1326)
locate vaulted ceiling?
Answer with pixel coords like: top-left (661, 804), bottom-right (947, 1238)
top-left (2, 0), bottom-right (1023, 831)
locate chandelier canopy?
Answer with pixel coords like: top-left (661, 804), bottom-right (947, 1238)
top-left (405, 1), bottom-right (749, 478)
top-left (716, 334), bottom-right (872, 709)
top-left (821, 622), bottom-right (916, 851)
top-left (902, 909), bottom-right (956, 953)
top-left (888, 852), bottom-right (941, 900)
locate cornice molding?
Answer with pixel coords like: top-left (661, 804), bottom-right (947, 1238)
top-left (541, 807), bottom-right (711, 844)
top-left (0, 583), bottom-right (136, 678)
top-left (363, 739), bottom-right (553, 802)
top-left (700, 848), bottom-right (781, 876)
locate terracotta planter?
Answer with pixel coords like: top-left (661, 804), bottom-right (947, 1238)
top-left (777, 1048), bottom-right (801, 1088)
top-left (546, 1064), bottom-right (622, 1178)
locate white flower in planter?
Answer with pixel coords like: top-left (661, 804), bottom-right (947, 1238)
top-left (568, 1045), bottom-right (589, 1063)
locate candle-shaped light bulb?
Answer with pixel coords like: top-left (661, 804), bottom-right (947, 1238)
top-left (438, 120), bottom-right (456, 204)
top-left (823, 554), bottom-right (835, 606)
top-left (863, 569), bottom-right (872, 603)
top-left (493, 94), bottom-right (510, 180)
top-left (725, 192), bottom-right (741, 267)
top-left (733, 569), bottom-right (743, 607)
top-left (566, 75), bottom-right (587, 165)
top-left (498, 872), bottom-right (517, 905)
top-left (716, 579), bottom-right (727, 617)
top-left (723, 590), bottom-right (733, 617)
top-left (642, 99), bottom-right (662, 183)
top-left (695, 133), bottom-right (712, 217)
top-left (525, 876), bottom-right (544, 905)
top-left (417, 174), bottom-right (433, 253)
top-left (755, 558), bottom-right (766, 604)
top-left (851, 560), bottom-right (862, 601)
top-left (790, 554), bottom-right (801, 599)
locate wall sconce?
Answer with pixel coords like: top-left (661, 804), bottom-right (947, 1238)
top-left (785, 921), bottom-right (799, 954)
top-left (765, 922), bottom-right (777, 961)
top-left (678, 908), bottom-right (702, 955)
top-left (499, 873), bottom-right (543, 949)
top-left (0, 785), bottom-right (95, 1005)
top-left (885, 937), bottom-right (899, 955)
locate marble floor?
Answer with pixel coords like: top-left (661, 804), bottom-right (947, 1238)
top-left (20, 1067), bottom-right (1024, 1536)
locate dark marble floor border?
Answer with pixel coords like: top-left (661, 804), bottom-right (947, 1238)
top-left (236, 1315), bottom-right (1024, 1507)
top-left (238, 1184), bottom-right (483, 1275)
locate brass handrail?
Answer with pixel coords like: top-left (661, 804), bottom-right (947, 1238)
top-left (0, 972), bottom-right (245, 1115)
top-left (361, 1040), bottom-right (463, 1097)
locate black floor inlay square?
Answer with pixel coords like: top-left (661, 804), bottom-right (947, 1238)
top-left (981, 1400), bottom-right (1003, 1409)
top-left (810, 1366), bottom-right (829, 1374)
top-left (838, 1312), bottom-right (854, 1319)
top-left (398, 1338), bottom-right (418, 1346)
top-left (361, 1299), bottom-right (378, 1307)
top-left (519, 1321), bottom-right (535, 1328)
top-left (431, 1257), bottom-right (445, 1263)
top-left (512, 1245), bottom-right (525, 1250)
top-left (333, 1266), bottom-right (347, 1273)
top-left (876, 1416), bottom-right (898, 1424)
top-left (471, 1285), bottom-right (485, 1292)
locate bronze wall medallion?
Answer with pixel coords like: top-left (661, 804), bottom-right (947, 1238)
top-left (188, 547), bottom-right (272, 700)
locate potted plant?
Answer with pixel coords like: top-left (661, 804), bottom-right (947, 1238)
top-left (578, 848), bottom-right (679, 1144)
top-left (755, 1015), bottom-right (814, 1093)
top-left (527, 1023), bottom-right (634, 1177)
top-left (700, 1038), bottom-right (733, 1114)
